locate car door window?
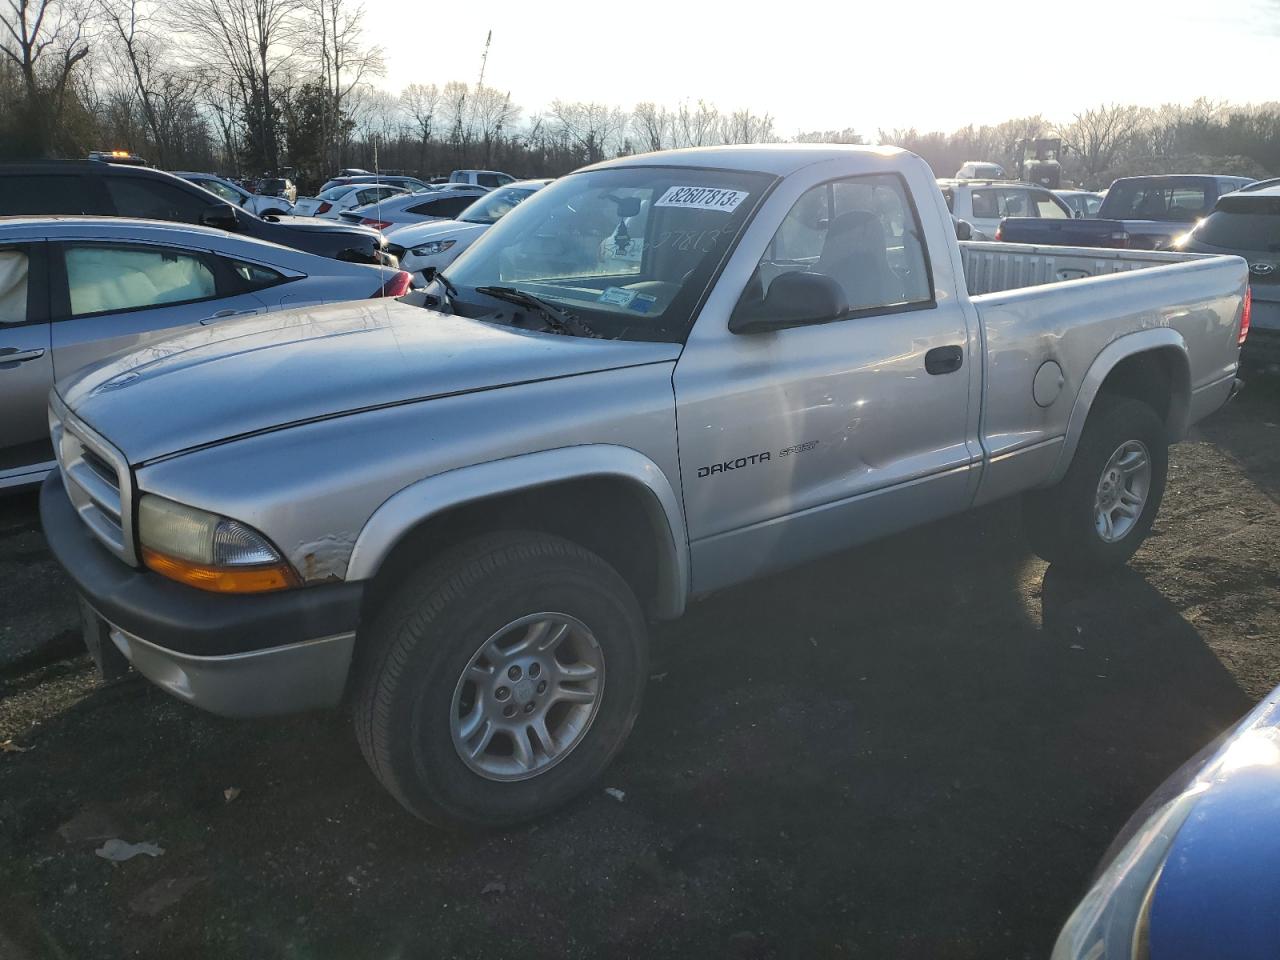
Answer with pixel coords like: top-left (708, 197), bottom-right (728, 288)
top-left (996, 189), bottom-right (1029, 217)
top-left (1085, 195), bottom-right (1102, 216)
top-left (477, 174), bottom-right (501, 188)
top-left (0, 175), bottom-right (100, 215)
top-left (106, 179), bottom-right (209, 223)
top-left (201, 180), bottom-right (244, 204)
top-left (223, 258), bottom-right (287, 292)
top-left (750, 174), bottom-right (932, 313)
top-left (63, 245), bottom-right (217, 317)
top-left (0, 249), bottom-right (29, 324)
top-left (969, 189), bottom-right (997, 219)
top-left (1031, 191), bottom-right (1069, 218)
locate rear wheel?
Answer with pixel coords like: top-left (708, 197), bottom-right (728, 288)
top-left (353, 532), bottom-right (647, 827)
top-left (1023, 396), bottom-right (1168, 574)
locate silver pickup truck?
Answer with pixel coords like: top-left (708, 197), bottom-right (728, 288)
top-left (40, 146), bottom-right (1248, 827)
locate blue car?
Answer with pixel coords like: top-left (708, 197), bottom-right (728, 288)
top-left (1054, 687), bottom-right (1280, 959)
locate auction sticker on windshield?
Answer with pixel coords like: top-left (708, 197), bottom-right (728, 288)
top-left (655, 186), bottom-right (749, 213)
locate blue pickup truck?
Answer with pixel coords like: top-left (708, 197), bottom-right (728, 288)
top-left (998, 174), bottom-right (1255, 249)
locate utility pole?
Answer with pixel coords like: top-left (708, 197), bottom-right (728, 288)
top-left (476, 30), bottom-right (492, 92)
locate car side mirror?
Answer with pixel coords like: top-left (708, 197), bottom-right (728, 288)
top-left (200, 202), bottom-right (238, 231)
top-left (420, 266), bottom-right (438, 285)
top-left (729, 271), bottom-right (848, 334)
top-left (1074, 209), bottom-right (1084, 219)
top-left (954, 217), bottom-right (973, 241)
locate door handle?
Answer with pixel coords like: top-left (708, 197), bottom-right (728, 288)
top-left (0, 346), bottom-right (45, 365)
top-left (200, 308), bottom-right (261, 325)
top-left (925, 345), bottom-right (964, 375)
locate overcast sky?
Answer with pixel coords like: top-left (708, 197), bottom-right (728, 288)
top-left (371, 0), bottom-right (1280, 135)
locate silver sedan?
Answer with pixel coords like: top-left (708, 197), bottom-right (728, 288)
top-left (0, 217), bottom-right (407, 490)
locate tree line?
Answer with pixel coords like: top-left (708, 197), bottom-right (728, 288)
top-left (2, 0), bottom-right (1277, 192)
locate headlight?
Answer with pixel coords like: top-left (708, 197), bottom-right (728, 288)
top-left (138, 494), bottom-right (299, 594)
top-left (1051, 786), bottom-right (1204, 960)
top-left (409, 239), bottom-right (455, 257)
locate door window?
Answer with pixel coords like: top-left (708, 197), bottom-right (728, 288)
top-left (477, 173), bottom-right (502, 188)
top-left (1031, 191), bottom-right (1069, 218)
top-left (0, 176), bottom-right (100, 214)
top-left (106, 178), bottom-right (209, 222)
top-left (749, 174), bottom-right (932, 313)
top-left (995, 189), bottom-right (1030, 217)
top-left (224, 258), bottom-right (286, 291)
top-left (0, 249), bottom-right (29, 324)
top-left (64, 245), bottom-right (217, 317)
top-left (201, 180), bottom-right (245, 204)
top-left (969, 189), bottom-right (997, 219)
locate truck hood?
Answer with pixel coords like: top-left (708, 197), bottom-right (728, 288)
top-left (59, 300), bottom-right (681, 464)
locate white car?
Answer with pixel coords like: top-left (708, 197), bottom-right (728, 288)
top-left (174, 172), bottom-right (295, 217)
top-left (337, 186), bottom-right (488, 231)
top-left (449, 169), bottom-right (516, 188)
top-left (937, 178), bottom-right (1073, 240)
top-left (388, 180), bottom-right (550, 278)
top-left (294, 183), bottom-right (407, 219)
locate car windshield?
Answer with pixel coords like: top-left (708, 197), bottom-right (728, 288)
top-left (1193, 196), bottom-right (1280, 251)
top-left (1100, 179), bottom-right (1214, 221)
top-left (445, 165), bottom-right (774, 343)
top-left (459, 186), bottom-right (540, 225)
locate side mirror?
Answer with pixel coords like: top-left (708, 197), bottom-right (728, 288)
top-left (1074, 209), bottom-right (1084, 219)
top-left (200, 202), bottom-right (238, 231)
top-left (954, 217), bottom-right (973, 241)
top-left (729, 271), bottom-right (847, 334)
top-left (420, 266), bottom-right (438, 285)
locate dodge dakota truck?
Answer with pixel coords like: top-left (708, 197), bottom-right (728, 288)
top-left (996, 174), bottom-right (1255, 249)
top-left (40, 145), bottom-right (1249, 827)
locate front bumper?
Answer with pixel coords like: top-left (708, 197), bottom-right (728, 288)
top-left (40, 474), bottom-right (363, 717)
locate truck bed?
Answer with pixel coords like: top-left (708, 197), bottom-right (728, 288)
top-left (958, 241), bottom-right (1204, 296)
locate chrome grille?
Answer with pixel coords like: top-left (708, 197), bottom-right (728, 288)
top-left (49, 394), bottom-right (137, 566)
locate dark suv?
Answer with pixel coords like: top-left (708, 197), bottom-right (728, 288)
top-left (1178, 184), bottom-right (1280, 367)
top-left (0, 161), bottom-right (390, 265)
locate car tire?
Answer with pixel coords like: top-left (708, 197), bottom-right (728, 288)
top-left (1023, 395), bottom-right (1168, 574)
top-left (352, 531), bottom-right (648, 828)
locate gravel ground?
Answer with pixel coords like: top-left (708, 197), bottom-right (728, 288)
top-left (1, 374), bottom-right (1277, 960)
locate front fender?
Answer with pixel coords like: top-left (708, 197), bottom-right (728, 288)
top-left (1046, 327), bottom-right (1190, 485)
top-left (345, 444), bottom-right (690, 619)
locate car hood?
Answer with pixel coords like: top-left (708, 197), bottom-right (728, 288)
top-left (59, 301), bottom-right (682, 464)
top-left (388, 219), bottom-right (487, 244)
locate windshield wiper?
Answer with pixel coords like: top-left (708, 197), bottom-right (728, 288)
top-left (474, 285), bottom-right (599, 338)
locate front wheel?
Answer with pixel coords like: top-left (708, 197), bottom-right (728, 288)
top-left (353, 532), bottom-right (648, 827)
top-left (1023, 396), bottom-right (1169, 574)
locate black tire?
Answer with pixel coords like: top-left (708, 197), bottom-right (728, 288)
top-left (1023, 395), bottom-right (1169, 574)
top-left (352, 531), bottom-right (648, 828)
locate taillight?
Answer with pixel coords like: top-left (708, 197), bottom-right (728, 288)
top-left (994, 224), bottom-right (1003, 241)
top-left (372, 270), bottom-right (413, 299)
top-left (1240, 286), bottom-right (1252, 345)
top-left (360, 218), bottom-right (393, 230)
top-left (315, 202), bottom-right (332, 215)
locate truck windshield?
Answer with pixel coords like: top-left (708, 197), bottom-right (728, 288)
top-left (1101, 179), bottom-right (1214, 222)
top-left (1194, 196), bottom-right (1280, 251)
top-left (445, 165), bottom-right (775, 342)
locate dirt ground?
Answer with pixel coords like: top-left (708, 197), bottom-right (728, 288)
top-left (1, 374), bottom-right (1277, 960)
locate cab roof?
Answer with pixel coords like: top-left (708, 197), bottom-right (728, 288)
top-left (581, 143), bottom-right (911, 178)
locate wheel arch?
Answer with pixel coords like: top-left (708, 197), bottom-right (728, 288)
top-left (1048, 329), bottom-right (1190, 485)
top-left (346, 445), bottom-right (690, 620)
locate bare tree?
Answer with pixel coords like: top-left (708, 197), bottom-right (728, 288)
top-left (0, 0), bottom-right (93, 154)
top-left (549, 99), bottom-right (627, 162)
top-left (400, 80), bottom-right (438, 170)
top-left (440, 78), bottom-right (468, 157)
top-left (1060, 103), bottom-right (1146, 188)
top-left (673, 99), bottom-right (718, 147)
top-left (470, 84), bottom-right (518, 165)
top-left (631, 101), bottom-right (669, 152)
top-left (167, 0), bottom-right (303, 171)
top-left (308, 0), bottom-right (381, 170)
top-left (717, 108), bottom-right (774, 145)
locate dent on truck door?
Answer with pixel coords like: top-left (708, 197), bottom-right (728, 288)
top-left (675, 173), bottom-right (977, 594)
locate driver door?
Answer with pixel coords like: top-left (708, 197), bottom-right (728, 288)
top-left (674, 173), bottom-right (977, 594)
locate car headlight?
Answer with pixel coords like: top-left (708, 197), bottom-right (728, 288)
top-left (138, 494), bottom-right (299, 594)
top-left (1051, 786), bottom-right (1204, 960)
top-left (409, 239), bottom-right (456, 257)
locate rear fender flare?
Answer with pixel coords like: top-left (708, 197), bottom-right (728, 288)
top-left (1047, 328), bottom-right (1190, 485)
top-left (345, 444), bottom-right (690, 619)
